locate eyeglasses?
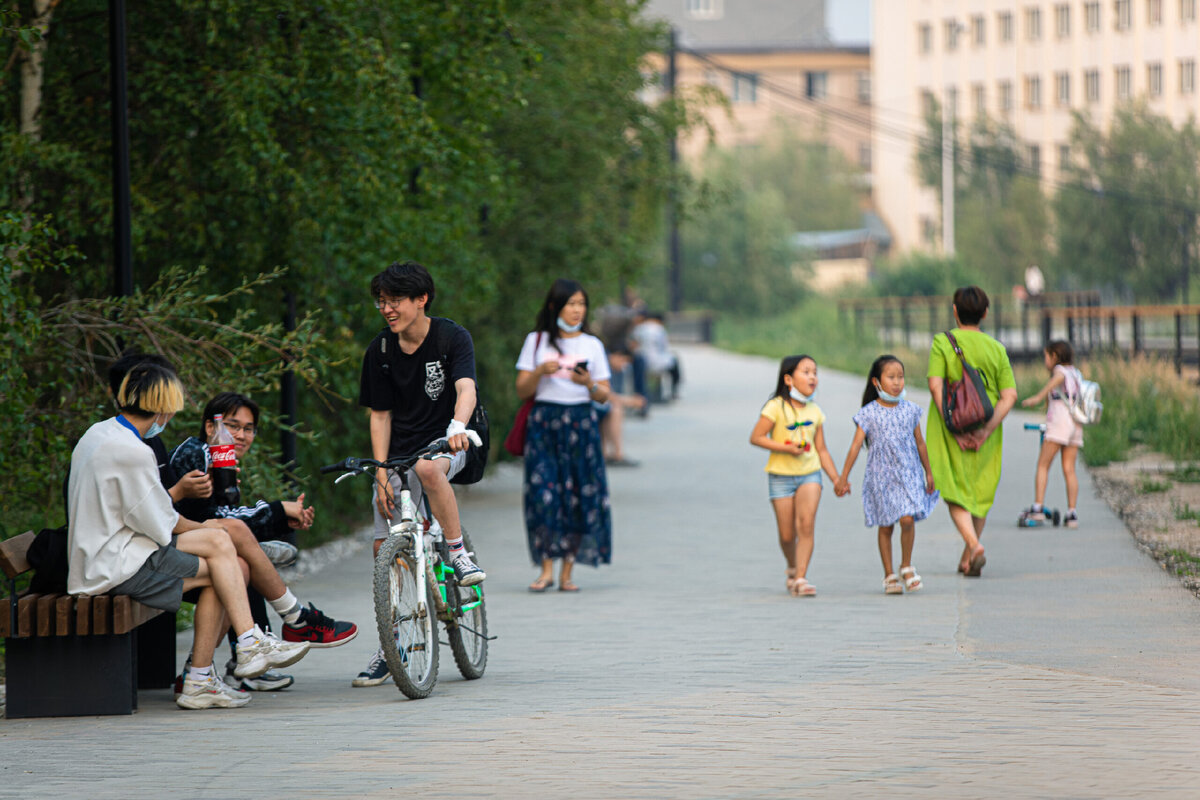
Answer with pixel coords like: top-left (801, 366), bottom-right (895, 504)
top-left (224, 422), bottom-right (257, 436)
top-left (374, 297), bottom-right (405, 311)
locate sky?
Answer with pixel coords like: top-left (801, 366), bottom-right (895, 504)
top-left (827, 0), bottom-right (871, 45)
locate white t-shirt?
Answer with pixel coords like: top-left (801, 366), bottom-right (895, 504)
top-left (516, 331), bottom-right (612, 405)
top-left (67, 417), bottom-right (180, 595)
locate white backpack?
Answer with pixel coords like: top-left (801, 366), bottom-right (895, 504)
top-left (1067, 367), bottom-right (1103, 425)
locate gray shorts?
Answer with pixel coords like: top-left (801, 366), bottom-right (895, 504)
top-left (111, 538), bottom-right (200, 613)
top-left (372, 442), bottom-right (466, 539)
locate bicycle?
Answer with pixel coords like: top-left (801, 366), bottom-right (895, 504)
top-left (1017, 423), bottom-right (1062, 528)
top-left (321, 438), bottom-right (489, 699)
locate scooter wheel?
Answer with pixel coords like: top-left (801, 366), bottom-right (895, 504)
top-left (1052, 510), bottom-right (1061, 527)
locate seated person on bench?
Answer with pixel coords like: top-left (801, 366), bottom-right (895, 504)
top-left (67, 361), bottom-right (310, 709)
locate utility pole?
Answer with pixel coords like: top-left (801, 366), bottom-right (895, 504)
top-left (109, 0), bottom-right (132, 297)
top-left (667, 27), bottom-right (682, 312)
top-left (941, 86), bottom-right (955, 258)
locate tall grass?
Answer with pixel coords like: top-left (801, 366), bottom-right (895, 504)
top-left (720, 301), bottom-right (1200, 468)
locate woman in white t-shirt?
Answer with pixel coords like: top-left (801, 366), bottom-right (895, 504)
top-left (515, 279), bottom-right (614, 592)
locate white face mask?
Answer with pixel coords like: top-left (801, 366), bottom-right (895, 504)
top-left (789, 387), bottom-right (814, 403)
top-left (875, 383), bottom-right (906, 403)
top-left (557, 318), bottom-right (583, 333)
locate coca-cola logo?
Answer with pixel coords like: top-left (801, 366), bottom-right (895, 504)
top-left (210, 443), bottom-right (237, 468)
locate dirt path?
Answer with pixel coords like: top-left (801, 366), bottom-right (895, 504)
top-left (1092, 451), bottom-right (1200, 597)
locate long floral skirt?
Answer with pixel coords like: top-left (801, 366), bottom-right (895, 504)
top-left (523, 402), bottom-right (612, 567)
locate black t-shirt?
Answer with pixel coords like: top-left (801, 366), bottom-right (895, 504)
top-left (358, 317), bottom-right (477, 457)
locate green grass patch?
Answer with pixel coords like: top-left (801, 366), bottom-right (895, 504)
top-left (1170, 464), bottom-right (1200, 483)
top-left (1173, 502), bottom-right (1200, 524)
top-left (177, 602), bottom-right (195, 633)
top-left (1139, 478), bottom-right (1172, 493)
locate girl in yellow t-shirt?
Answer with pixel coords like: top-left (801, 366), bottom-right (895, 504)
top-left (749, 354), bottom-right (841, 597)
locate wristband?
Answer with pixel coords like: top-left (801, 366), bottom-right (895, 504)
top-left (446, 419), bottom-right (468, 438)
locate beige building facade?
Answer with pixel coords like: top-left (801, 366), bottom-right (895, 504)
top-left (874, 0), bottom-right (1200, 253)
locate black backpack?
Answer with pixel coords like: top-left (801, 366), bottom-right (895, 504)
top-left (433, 319), bottom-right (490, 485)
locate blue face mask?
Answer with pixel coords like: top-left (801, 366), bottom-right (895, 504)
top-left (144, 415), bottom-right (167, 439)
top-left (789, 387), bottom-right (814, 403)
top-left (875, 384), bottom-right (906, 404)
top-left (557, 317), bottom-right (583, 333)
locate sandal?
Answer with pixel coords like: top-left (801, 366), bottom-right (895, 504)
top-left (899, 566), bottom-right (922, 592)
top-left (786, 568), bottom-right (799, 595)
top-left (965, 546), bottom-right (987, 577)
top-left (528, 577), bottom-right (554, 593)
top-left (883, 574), bottom-right (903, 595)
top-left (792, 578), bottom-right (817, 597)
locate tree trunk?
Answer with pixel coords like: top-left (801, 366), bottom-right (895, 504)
top-left (17, 0), bottom-right (56, 212)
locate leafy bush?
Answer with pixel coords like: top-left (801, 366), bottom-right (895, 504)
top-left (870, 253), bottom-right (983, 298)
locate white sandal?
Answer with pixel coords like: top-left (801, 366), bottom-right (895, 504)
top-left (899, 566), bottom-right (922, 592)
top-left (883, 574), bottom-right (903, 594)
top-left (792, 577), bottom-right (817, 597)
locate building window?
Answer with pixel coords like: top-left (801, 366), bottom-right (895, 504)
top-left (1055, 4), bottom-right (1071, 36)
top-left (732, 73), bottom-right (758, 103)
top-left (1025, 75), bottom-right (1043, 108)
top-left (1184, 0), bottom-right (1197, 21)
top-left (805, 71), bottom-right (828, 99)
top-left (1148, 62), bottom-right (1163, 96)
top-left (1027, 144), bottom-right (1042, 177)
top-left (1059, 144), bottom-right (1071, 170)
top-left (856, 71), bottom-right (871, 104)
top-left (945, 19), bottom-right (962, 50)
top-left (1148, 0), bottom-right (1163, 24)
top-left (1116, 65), bottom-right (1132, 99)
top-left (1085, 69), bottom-right (1101, 102)
top-left (686, 0), bottom-right (723, 20)
top-left (972, 83), bottom-right (986, 116)
top-left (1181, 59), bottom-right (1196, 94)
top-left (1026, 7), bottom-right (1042, 40)
top-left (1056, 72), bottom-right (1071, 105)
top-left (858, 143), bottom-right (872, 170)
top-left (972, 15), bottom-right (986, 45)
top-left (999, 80), bottom-right (1014, 112)
top-left (1116, 0), bottom-right (1132, 28)
top-left (1085, 1), bottom-right (1102, 31)
top-left (919, 22), bottom-right (933, 53)
top-left (999, 11), bottom-right (1014, 42)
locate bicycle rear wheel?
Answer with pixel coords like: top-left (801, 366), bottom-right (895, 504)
top-left (446, 530), bottom-right (488, 680)
top-left (373, 534), bottom-right (439, 699)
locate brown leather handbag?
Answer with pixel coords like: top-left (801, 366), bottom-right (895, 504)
top-left (941, 331), bottom-right (994, 434)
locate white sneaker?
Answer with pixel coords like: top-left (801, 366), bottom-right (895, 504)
top-left (234, 631), bottom-right (310, 679)
top-left (259, 540), bottom-right (299, 568)
top-left (176, 673), bottom-right (251, 710)
top-left (224, 659), bottom-right (294, 692)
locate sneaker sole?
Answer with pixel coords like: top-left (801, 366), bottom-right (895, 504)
top-left (176, 692), bottom-right (250, 710)
top-left (231, 674), bottom-right (295, 692)
top-left (351, 674), bottom-right (390, 687)
top-left (284, 628), bottom-right (359, 649)
top-left (457, 572), bottom-right (486, 587)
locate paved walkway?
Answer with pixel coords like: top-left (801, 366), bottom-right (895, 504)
top-left (5, 345), bottom-right (1200, 799)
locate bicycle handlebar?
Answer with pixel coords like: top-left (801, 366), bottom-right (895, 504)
top-left (320, 438), bottom-right (459, 476)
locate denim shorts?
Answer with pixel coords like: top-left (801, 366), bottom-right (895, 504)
top-left (768, 471), bottom-right (822, 500)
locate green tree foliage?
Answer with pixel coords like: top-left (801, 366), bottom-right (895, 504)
top-left (1054, 103), bottom-right (1200, 301)
top-left (1, 1), bottom-right (679, 537)
top-left (915, 104), bottom-right (1049, 294)
top-left (680, 124), bottom-right (862, 314)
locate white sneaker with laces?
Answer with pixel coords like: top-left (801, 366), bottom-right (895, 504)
top-left (176, 673), bottom-right (251, 710)
top-left (234, 631), bottom-right (310, 679)
top-left (224, 659), bottom-right (294, 692)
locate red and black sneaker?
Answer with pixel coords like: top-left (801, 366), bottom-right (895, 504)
top-left (281, 603), bottom-right (358, 648)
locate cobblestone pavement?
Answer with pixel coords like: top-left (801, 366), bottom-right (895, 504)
top-left (4, 345), bottom-right (1200, 799)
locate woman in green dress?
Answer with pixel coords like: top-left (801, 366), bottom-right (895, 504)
top-left (926, 287), bottom-right (1018, 577)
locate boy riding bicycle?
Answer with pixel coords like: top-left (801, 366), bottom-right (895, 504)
top-left (353, 260), bottom-right (486, 687)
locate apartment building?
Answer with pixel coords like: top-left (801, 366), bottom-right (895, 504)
top-left (643, 0), bottom-right (873, 170)
top-left (875, 0), bottom-right (1200, 253)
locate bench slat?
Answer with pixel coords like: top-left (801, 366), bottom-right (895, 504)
top-left (127, 600), bottom-right (163, 634)
top-left (56, 595), bottom-right (75, 635)
top-left (92, 595), bottom-right (111, 635)
top-left (37, 593), bottom-right (62, 637)
top-left (75, 596), bottom-right (92, 635)
top-left (0, 597), bottom-right (10, 637)
top-left (0, 531), bottom-right (35, 580)
top-left (17, 593), bottom-right (39, 637)
top-left (111, 595), bottom-right (132, 635)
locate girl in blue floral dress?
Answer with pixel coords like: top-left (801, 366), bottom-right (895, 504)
top-left (835, 355), bottom-right (939, 594)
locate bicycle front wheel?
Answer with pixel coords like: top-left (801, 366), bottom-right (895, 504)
top-left (446, 529), bottom-right (488, 680)
top-left (373, 535), bottom-right (439, 699)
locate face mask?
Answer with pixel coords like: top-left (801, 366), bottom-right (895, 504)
top-left (557, 318), bottom-right (583, 333)
top-left (789, 387), bottom-right (814, 403)
top-left (144, 415), bottom-right (167, 439)
top-left (875, 384), bottom-right (907, 403)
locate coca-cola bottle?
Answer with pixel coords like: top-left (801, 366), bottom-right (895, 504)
top-left (208, 413), bottom-right (241, 507)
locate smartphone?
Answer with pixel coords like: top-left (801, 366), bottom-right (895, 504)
top-left (573, 360), bottom-right (589, 373)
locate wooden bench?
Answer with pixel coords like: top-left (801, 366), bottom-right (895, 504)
top-left (1, 531), bottom-right (176, 718)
